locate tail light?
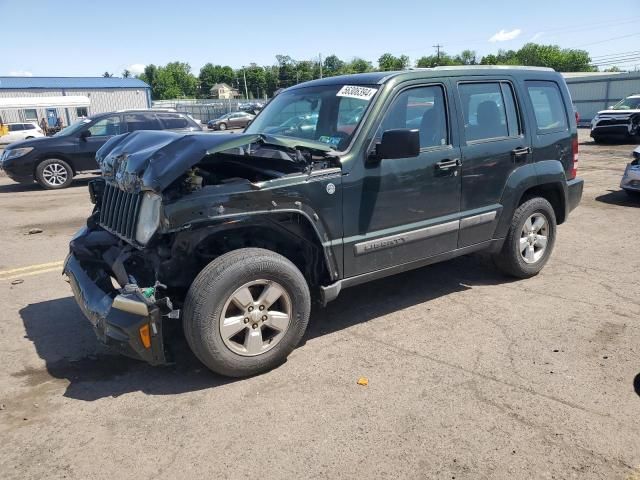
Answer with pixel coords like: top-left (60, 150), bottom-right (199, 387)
top-left (569, 137), bottom-right (578, 179)
top-left (575, 110), bottom-right (580, 125)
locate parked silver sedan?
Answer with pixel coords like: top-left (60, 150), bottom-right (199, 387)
top-left (621, 146), bottom-right (640, 198)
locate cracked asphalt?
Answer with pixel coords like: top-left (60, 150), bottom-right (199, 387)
top-left (0, 130), bottom-right (639, 479)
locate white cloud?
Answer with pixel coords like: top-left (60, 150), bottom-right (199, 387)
top-left (127, 64), bottom-right (146, 76)
top-left (8, 70), bottom-right (33, 77)
top-left (529, 31), bottom-right (544, 41)
top-left (489, 28), bottom-right (522, 43)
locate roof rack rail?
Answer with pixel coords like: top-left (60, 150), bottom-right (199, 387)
top-left (431, 65), bottom-right (555, 71)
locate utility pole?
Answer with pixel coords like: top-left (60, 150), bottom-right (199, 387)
top-left (433, 44), bottom-right (443, 64)
top-left (319, 53), bottom-right (323, 79)
top-left (242, 67), bottom-right (249, 100)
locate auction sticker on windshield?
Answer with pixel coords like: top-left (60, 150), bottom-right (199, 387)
top-left (337, 85), bottom-right (377, 100)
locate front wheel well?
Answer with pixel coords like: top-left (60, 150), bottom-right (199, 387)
top-left (518, 183), bottom-right (565, 224)
top-left (161, 213), bottom-right (333, 295)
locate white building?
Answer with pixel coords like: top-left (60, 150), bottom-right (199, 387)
top-left (562, 71), bottom-right (640, 124)
top-left (0, 77), bottom-right (152, 127)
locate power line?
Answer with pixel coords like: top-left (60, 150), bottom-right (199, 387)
top-left (571, 32), bottom-right (640, 48)
top-left (591, 50), bottom-right (640, 59)
top-left (591, 52), bottom-right (640, 62)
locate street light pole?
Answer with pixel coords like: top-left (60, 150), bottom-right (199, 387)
top-left (242, 67), bottom-right (249, 100)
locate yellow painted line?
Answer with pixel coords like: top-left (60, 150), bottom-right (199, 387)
top-left (0, 260), bottom-right (64, 277)
top-left (5, 266), bottom-right (63, 280)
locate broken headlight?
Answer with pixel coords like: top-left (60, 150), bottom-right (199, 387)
top-left (135, 192), bottom-right (161, 245)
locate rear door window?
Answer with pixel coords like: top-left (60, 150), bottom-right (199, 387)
top-left (458, 82), bottom-right (509, 142)
top-left (125, 112), bottom-right (162, 131)
top-left (9, 124), bottom-right (24, 131)
top-left (525, 81), bottom-right (568, 134)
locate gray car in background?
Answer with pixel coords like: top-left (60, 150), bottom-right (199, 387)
top-left (207, 111), bottom-right (255, 130)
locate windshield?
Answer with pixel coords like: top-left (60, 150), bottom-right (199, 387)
top-left (245, 84), bottom-right (378, 151)
top-left (612, 97), bottom-right (640, 110)
top-left (54, 118), bottom-right (92, 137)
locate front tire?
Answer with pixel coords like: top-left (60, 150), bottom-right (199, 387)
top-left (35, 158), bottom-right (73, 189)
top-left (493, 197), bottom-right (557, 278)
top-left (183, 248), bottom-right (311, 377)
top-left (218, 122), bottom-right (227, 131)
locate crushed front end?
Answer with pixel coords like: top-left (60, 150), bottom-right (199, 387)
top-left (65, 224), bottom-right (172, 365)
top-left (63, 130), bottom-right (341, 365)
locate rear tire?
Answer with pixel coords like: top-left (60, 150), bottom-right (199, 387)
top-left (493, 197), bottom-right (557, 279)
top-left (183, 248), bottom-right (311, 377)
top-left (35, 158), bottom-right (73, 189)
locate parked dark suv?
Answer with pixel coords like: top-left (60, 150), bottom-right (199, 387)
top-left (0, 110), bottom-right (202, 189)
top-left (64, 67), bottom-right (583, 377)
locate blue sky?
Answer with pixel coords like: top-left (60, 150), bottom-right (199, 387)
top-left (1, 0), bottom-right (638, 77)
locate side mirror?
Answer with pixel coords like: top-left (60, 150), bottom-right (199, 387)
top-left (79, 129), bottom-right (92, 141)
top-left (374, 128), bottom-right (420, 160)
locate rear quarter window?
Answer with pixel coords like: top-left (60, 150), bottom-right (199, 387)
top-left (159, 113), bottom-right (192, 129)
top-left (525, 81), bottom-right (568, 134)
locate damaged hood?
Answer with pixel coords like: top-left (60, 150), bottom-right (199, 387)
top-left (96, 131), bottom-right (336, 193)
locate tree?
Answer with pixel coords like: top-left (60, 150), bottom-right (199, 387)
top-left (604, 66), bottom-right (622, 72)
top-left (415, 52), bottom-right (456, 67)
top-left (455, 50), bottom-right (478, 65)
top-left (198, 64), bottom-right (235, 97)
top-left (346, 57), bottom-right (373, 74)
top-left (138, 64), bottom-right (157, 87)
top-left (164, 62), bottom-right (198, 97)
top-left (323, 54), bottom-right (345, 77)
top-left (122, 69), bottom-right (131, 78)
top-left (480, 44), bottom-right (594, 72)
top-left (244, 63), bottom-right (267, 99)
top-left (275, 55), bottom-right (297, 88)
top-left (143, 62), bottom-right (198, 99)
top-left (378, 53), bottom-right (410, 71)
top-left (102, 71), bottom-right (113, 78)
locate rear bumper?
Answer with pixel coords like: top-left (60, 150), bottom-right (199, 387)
top-left (63, 227), bottom-right (167, 365)
top-left (567, 177), bottom-right (584, 214)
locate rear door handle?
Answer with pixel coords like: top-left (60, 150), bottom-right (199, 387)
top-left (511, 146), bottom-right (532, 157)
top-left (435, 158), bottom-right (461, 170)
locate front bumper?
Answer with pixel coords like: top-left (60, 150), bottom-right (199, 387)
top-left (0, 152), bottom-right (38, 183)
top-left (63, 227), bottom-right (168, 365)
top-left (590, 119), bottom-right (633, 138)
top-left (567, 177), bottom-right (584, 214)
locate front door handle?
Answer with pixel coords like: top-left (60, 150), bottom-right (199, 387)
top-left (511, 146), bottom-right (532, 157)
top-left (435, 158), bottom-right (461, 170)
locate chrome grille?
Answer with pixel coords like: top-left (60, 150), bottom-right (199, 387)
top-left (99, 182), bottom-right (141, 242)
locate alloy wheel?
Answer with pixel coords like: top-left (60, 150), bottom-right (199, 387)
top-left (42, 162), bottom-right (68, 186)
top-left (219, 280), bottom-right (292, 356)
top-left (519, 213), bottom-right (549, 264)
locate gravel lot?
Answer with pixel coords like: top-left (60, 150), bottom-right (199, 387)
top-left (0, 130), bottom-right (639, 479)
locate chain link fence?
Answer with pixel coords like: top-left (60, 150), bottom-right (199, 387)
top-left (152, 99), bottom-right (268, 124)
